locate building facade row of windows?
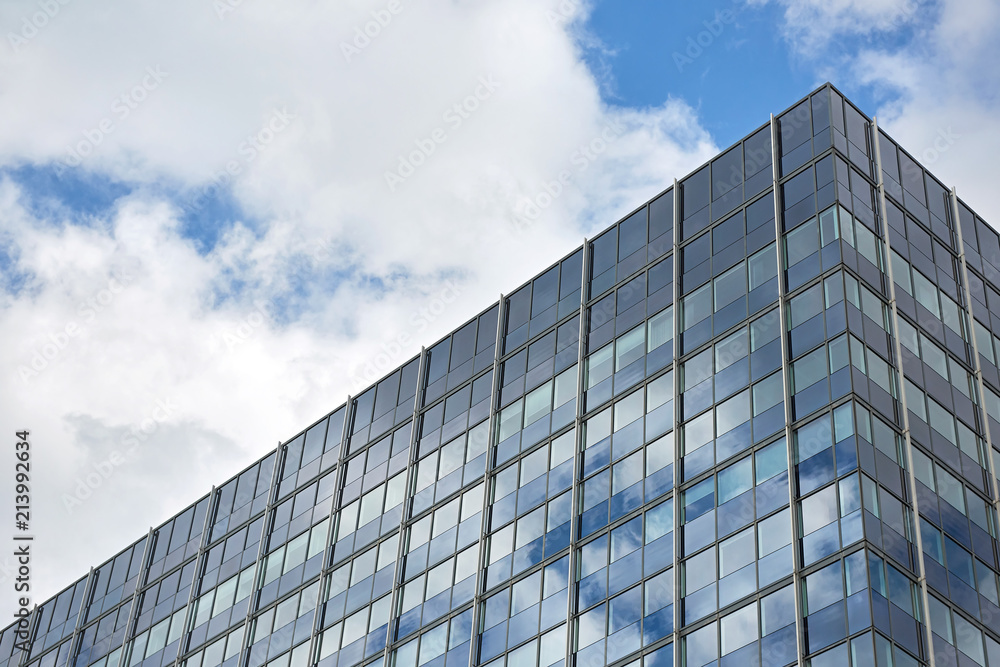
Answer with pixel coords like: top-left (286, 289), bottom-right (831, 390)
top-left (9, 85), bottom-right (1000, 667)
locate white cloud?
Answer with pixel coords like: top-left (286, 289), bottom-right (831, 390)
top-left (0, 0), bottom-right (718, 619)
top-left (746, 0), bottom-right (920, 53)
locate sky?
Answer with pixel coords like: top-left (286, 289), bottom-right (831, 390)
top-left (0, 0), bottom-right (998, 623)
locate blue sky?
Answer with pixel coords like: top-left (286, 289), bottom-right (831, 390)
top-left (580, 0), bottom-right (919, 150)
top-left (584, 0), bottom-right (813, 146)
top-left (1, 163), bottom-right (247, 254)
top-left (4, 164), bottom-right (132, 221)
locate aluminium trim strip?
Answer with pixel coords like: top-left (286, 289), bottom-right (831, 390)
top-left (171, 489), bottom-right (216, 667)
top-left (466, 296), bottom-right (505, 667)
top-left (114, 527), bottom-right (155, 667)
top-left (949, 188), bottom-right (1000, 513)
top-left (381, 348), bottom-right (427, 665)
top-left (671, 179), bottom-right (681, 667)
top-left (306, 395), bottom-right (352, 666)
top-left (563, 241), bottom-right (589, 663)
top-left (63, 567), bottom-right (97, 667)
top-left (234, 443), bottom-right (283, 667)
top-left (769, 113), bottom-right (807, 667)
top-left (872, 115), bottom-right (936, 667)
top-left (13, 606), bottom-right (38, 667)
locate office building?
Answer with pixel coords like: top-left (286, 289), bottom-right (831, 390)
top-left (4, 82), bottom-right (1000, 667)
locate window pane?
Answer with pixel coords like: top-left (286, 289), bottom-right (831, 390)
top-left (682, 283), bottom-right (712, 330)
top-left (616, 326), bottom-right (646, 371)
top-left (785, 218), bottom-right (818, 267)
top-left (714, 262), bottom-right (747, 310)
top-left (648, 307), bottom-right (673, 351)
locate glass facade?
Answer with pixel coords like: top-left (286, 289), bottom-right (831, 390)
top-left (5, 82), bottom-right (1000, 667)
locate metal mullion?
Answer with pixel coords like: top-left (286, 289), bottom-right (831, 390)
top-left (871, 116), bottom-right (935, 667)
top-left (114, 528), bottom-right (155, 667)
top-left (498, 247), bottom-right (588, 365)
top-left (380, 349), bottom-right (428, 665)
top-left (63, 567), bottom-right (96, 667)
top-left (494, 313), bottom-right (580, 372)
top-left (563, 240), bottom-right (589, 664)
top-left (306, 397), bottom-right (353, 665)
top-left (172, 490), bottom-right (216, 667)
top-left (671, 179), bottom-right (681, 667)
top-left (770, 113), bottom-right (807, 667)
top-left (467, 296), bottom-right (505, 667)
top-left (950, 188), bottom-right (1000, 514)
top-left (14, 606), bottom-right (39, 667)
top-left (235, 445), bottom-right (283, 667)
